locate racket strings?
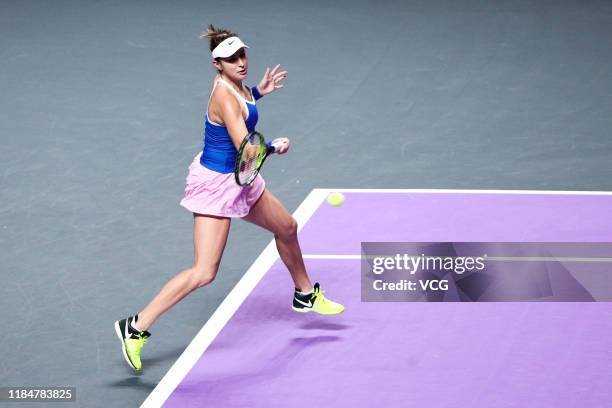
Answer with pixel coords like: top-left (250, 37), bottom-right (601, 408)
top-left (237, 137), bottom-right (264, 185)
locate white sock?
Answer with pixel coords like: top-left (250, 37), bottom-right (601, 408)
top-left (130, 317), bottom-right (143, 333)
top-left (297, 288), bottom-right (314, 296)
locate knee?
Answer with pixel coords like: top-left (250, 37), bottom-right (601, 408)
top-left (276, 217), bottom-right (298, 240)
top-left (190, 264), bottom-right (218, 288)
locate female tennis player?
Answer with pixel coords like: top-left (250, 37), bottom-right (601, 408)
top-left (114, 25), bottom-right (344, 371)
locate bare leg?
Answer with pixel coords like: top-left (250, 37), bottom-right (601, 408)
top-left (242, 189), bottom-right (312, 292)
top-left (136, 214), bottom-right (231, 331)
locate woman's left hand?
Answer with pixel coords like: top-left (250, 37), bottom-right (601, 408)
top-left (272, 137), bottom-right (290, 154)
top-left (257, 64), bottom-right (288, 96)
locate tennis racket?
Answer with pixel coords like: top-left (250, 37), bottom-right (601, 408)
top-left (234, 131), bottom-right (280, 186)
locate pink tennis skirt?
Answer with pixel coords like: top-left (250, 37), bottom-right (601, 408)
top-left (179, 152), bottom-right (266, 218)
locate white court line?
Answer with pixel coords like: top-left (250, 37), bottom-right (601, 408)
top-left (140, 189), bottom-right (328, 408)
top-left (303, 254), bottom-right (612, 263)
top-left (314, 188), bottom-right (612, 195)
top-left (142, 188), bottom-right (611, 407)
top-left (303, 254), bottom-right (361, 260)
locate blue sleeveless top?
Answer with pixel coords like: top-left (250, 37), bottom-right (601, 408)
top-left (200, 80), bottom-right (259, 173)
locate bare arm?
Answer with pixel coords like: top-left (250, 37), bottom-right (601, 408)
top-left (210, 86), bottom-right (249, 150)
top-left (210, 82), bottom-right (291, 154)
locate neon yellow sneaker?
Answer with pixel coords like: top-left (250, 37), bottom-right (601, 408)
top-left (114, 316), bottom-right (151, 371)
top-left (292, 282), bottom-right (345, 315)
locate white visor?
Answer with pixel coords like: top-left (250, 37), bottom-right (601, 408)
top-left (211, 36), bottom-right (249, 59)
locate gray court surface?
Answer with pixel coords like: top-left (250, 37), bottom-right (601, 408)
top-left (1, 0), bottom-right (612, 407)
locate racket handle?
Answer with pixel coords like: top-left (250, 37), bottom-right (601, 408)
top-left (266, 141), bottom-right (282, 154)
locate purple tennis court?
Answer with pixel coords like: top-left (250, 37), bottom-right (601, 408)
top-left (145, 190), bottom-right (612, 408)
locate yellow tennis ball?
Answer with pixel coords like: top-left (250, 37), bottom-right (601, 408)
top-left (327, 192), bottom-right (345, 207)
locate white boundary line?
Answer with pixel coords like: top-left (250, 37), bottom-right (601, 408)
top-left (314, 188), bottom-right (612, 196)
top-left (140, 189), bottom-right (328, 408)
top-left (303, 255), bottom-right (612, 263)
top-left (303, 254), bottom-right (361, 260)
top-left (141, 188), bottom-right (611, 407)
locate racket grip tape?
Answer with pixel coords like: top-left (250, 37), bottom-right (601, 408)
top-left (266, 140), bottom-right (278, 154)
